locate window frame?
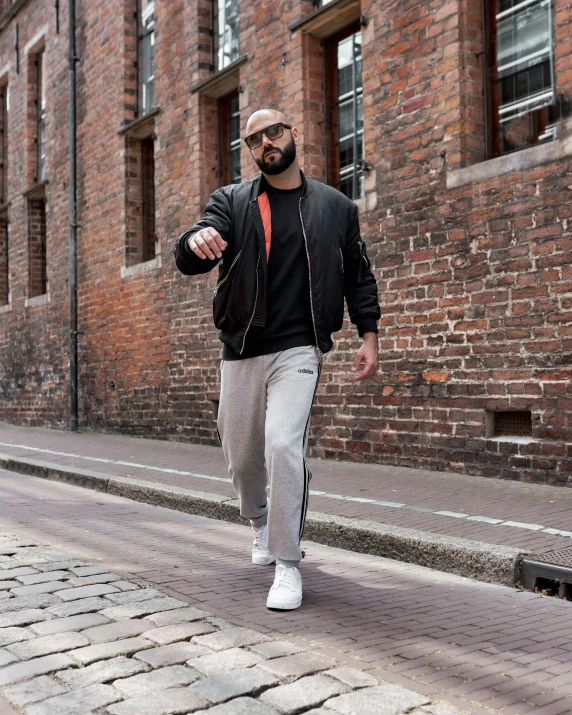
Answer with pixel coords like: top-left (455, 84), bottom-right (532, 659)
top-left (485, 0), bottom-right (557, 158)
top-left (212, 0), bottom-right (240, 72)
top-left (139, 0), bottom-right (155, 116)
top-left (218, 90), bottom-right (241, 185)
top-left (325, 21), bottom-right (365, 200)
top-left (36, 49), bottom-right (46, 182)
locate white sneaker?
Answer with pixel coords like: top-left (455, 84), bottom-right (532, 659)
top-left (266, 564), bottom-right (302, 610)
top-left (252, 523), bottom-right (275, 565)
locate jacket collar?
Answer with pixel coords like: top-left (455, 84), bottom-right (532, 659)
top-left (253, 170), bottom-right (309, 199)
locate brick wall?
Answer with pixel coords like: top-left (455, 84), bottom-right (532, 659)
top-left (0, 0), bottom-right (571, 485)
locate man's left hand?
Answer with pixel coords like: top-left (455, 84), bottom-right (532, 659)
top-left (350, 332), bottom-right (379, 381)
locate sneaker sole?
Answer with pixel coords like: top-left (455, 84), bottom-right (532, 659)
top-left (252, 554), bottom-right (276, 565)
top-left (266, 596), bottom-right (302, 610)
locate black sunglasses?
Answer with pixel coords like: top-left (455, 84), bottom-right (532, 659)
top-left (244, 122), bottom-right (292, 150)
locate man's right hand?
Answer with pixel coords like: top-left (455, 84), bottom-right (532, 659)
top-left (187, 227), bottom-right (227, 260)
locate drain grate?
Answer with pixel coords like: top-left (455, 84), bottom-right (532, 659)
top-left (537, 546), bottom-right (572, 567)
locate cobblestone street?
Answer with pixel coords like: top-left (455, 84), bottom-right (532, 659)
top-left (0, 469), bottom-right (571, 713)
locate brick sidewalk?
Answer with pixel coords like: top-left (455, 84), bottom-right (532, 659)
top-left (1, 469), bottom-right (571, 713)
top-left (0, 423), bottom-right (571, 558)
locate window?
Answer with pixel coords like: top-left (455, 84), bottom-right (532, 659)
top-left (0, 84), bottom-right (8, 204)
top-left (125, 131), bottom-right (156, 265)
top-left (486, 0), bottom-right (561, 156)
top-left (213, 0), bottom-right (239, 71)
top-left (140, 0), bottom-right (154, 115)
top-left (140, 135), bottom-right (156, 262)
top-left (28, 195), bottom-right (47, 297)
top-left (0, 213), bottom-right (7, 305)
top-left (36, 49), bottom-right (46, 182)
top-left (326, 26), bottom-right (364, 200)
top-left (219, 91), bottom-right (241, 184)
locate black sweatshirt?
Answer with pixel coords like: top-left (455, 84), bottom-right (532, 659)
top-left (223, 184), bottom-right (315, 360)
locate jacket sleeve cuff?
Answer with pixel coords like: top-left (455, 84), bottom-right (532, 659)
top-left (357, 318), bottom-right (379, 337)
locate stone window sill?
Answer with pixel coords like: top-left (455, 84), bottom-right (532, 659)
top-left (486, 436), bottom-right (538, 445)
top-left (0, 301), bottom-right (11, 314)
top-left (289, 0), bottom-right (361, 38)
top-left (25, 292), bottom-right (50, 307)
top-left (447, 117), bottom-right (572, 189)
top-left (118, 107), bottom-right (161, 139)
top-left (190, 55), bottom-right (248, 99)
top-left (121, 254), bottom-right (162, 279)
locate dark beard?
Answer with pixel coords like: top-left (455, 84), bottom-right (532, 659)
top-left (254, 134), bottom-right (297, 175)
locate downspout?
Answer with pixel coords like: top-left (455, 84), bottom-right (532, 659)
top-left (68, 0), bottom-right (78, 432)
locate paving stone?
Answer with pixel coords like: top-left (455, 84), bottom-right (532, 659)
top-left (113, 664), bottom-right (201, 698)
top-left (323, 683), bottom-right (430, 715)
top-left (82, 619), bottom-right (151, 644)
top-left (194, 698), bottom-right (280, 715)
top-left (0, 540), bottom-right (37, 552)
top-left (0, 567), bottom-right (36, 579)
top-left (4, 676), bottom-right (67, 709)
top-left (0, 627), bottom-right (33, 647)
top-left (141, 621), bottom-right (216, 645)
top-left (0, 590), bottom-right (11, 599)
top-left (260, 674), bottom-right (349, 713)
top-left (47, 596), bottom-right (111, 618)
top-left (111, 580), bottom-right (139, 591)
top-left (100, 596), bottom-right (187, 621)
top-left (106, 687), bottom-right (209, 715)
top-left (69, 566), bottom-right (109, 577)
top-left (25, 683), bottom-right (120, 715)
top-left (416, 706), bottom-right (468, 715)
top-left (188, 647), bottom-right (264, 677)
top-left (17, 571), bottom-right (71, 585)
top-left (258, 652), bottom-right (338, 683)
top-left (55, 583), bottom-right (121, 601)
top-left (7, 632), bottom-right (89, 660)
top-left (0, 581), bottom-right (19, 590)
top-left (0, 609), bottom-right (50, 628)
top-left (194, 627), bottom-right (271, 652)
top-left (0, 649), bottom-right (18, 666)
top-left (0, 654), bottom-right (75, 686)
top-left (144, 606), bottom-right (211, 627)
top-left (56, 655), bottom-right (150, 689)
top-left (249, 641), bottom-right (306, 660)
top-left (35, 561), bottom-right (88, 573)
top-left (0, 593), bottom-right (60, 613)
top-left (10, 581), bottom-right (69, 596)
top-left (134, 642), bottom-right (209, 668)
top-left (0, 558), bottom-right (47, 568)
top-left (68, 636), bottom-right (152, 665)
top-left (104, 588), bottom-right (164, 604)
top-left (30, 613), bottom-right (110, 636)
top-left (65, 573), bottom-right (121, 587)
top-left (191, 668), bottom-right (278, 704)
top-left (323, 668), bottom-right (379, 689)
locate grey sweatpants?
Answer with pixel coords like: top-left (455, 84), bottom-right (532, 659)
top-left (217, 345), bottom-right (322, 563)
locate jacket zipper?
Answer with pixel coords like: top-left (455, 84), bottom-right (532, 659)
top-left (239, 254), bottom-right (260, 355)
top-left (299, 199), bottom-right (322, 358)
top-left (213, 250), bottom-right (242, 297)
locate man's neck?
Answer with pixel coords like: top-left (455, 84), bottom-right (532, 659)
top-left (263, 162), bottom-right (302, 190)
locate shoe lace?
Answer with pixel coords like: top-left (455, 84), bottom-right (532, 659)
top-left (253, 524), bottom-right (267, 550)
top-left (274, 565), bottom-right (297, 590)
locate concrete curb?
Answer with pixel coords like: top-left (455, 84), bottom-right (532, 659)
top-left (0, 453), bottom-right (529, 587)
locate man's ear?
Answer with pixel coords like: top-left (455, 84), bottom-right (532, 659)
top-left (292, 126), bottom-right (300, 144)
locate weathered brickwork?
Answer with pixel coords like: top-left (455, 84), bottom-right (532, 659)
top-left (0, 0), bottom-right (571, 485)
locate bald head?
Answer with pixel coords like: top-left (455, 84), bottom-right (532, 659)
top-left (245, 109), bottom-right (291, 136)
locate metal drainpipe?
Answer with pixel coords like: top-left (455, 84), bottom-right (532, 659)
top-left (68, 0), bottom-right (78, 432)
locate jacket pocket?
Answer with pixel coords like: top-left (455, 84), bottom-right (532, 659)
top-left (213, 250), bottom-right (242, 329)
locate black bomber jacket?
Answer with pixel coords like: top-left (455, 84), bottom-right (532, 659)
top-left (173, 172), bottom-right (381, 356)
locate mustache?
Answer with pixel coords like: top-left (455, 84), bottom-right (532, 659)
top-left (263, 147), bottom-right (282, 158)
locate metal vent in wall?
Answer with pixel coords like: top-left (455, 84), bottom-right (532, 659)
top-left (494, 411), bottom-right (532, 437)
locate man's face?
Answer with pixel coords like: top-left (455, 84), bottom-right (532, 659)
top-left (246, 117), bottom-right (298, 175)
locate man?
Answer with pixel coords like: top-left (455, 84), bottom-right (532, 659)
top-left (174, 109), bottom-right (380, 610)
